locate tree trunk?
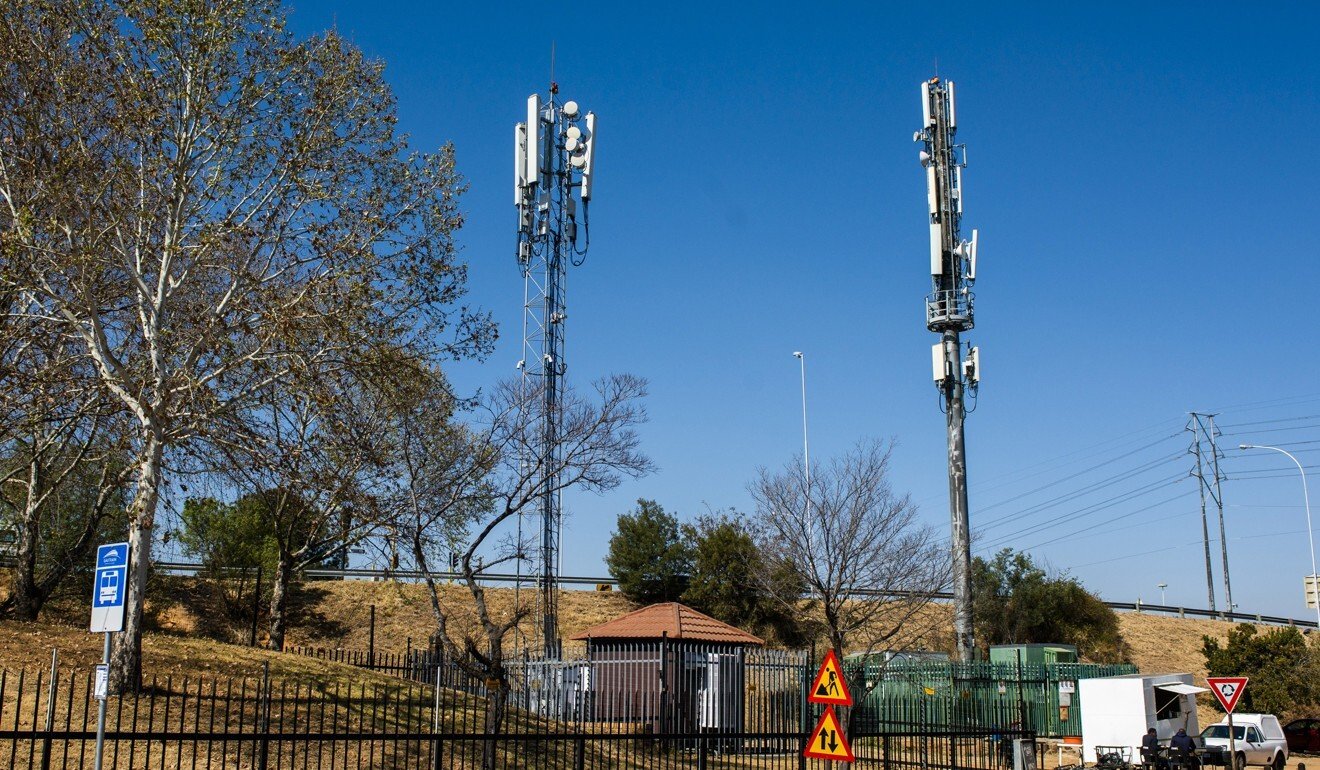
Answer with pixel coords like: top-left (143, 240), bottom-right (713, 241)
top-left (482, 654), bottom-right (508, 770)
top-left (266, 552), bottom-right (292, 651)
top-left (108, 435), bottom-right (162, 693)
top-left (7, 487), bottom-right (43, 620)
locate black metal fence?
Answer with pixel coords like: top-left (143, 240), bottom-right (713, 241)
top-left (1, 649), bottom-right (1036, 769)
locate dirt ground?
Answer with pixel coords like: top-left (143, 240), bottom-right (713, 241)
top-left (3, 577), bottom-right (1251, 683)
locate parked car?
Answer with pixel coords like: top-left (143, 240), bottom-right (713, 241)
top-left (1200, 715), bottom-right (1289, 770)
top-left (1284, 718), bottom-right (1320, 753)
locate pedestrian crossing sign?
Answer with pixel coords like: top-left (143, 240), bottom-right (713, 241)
top-left (808, 649), bottom-right (853, 707)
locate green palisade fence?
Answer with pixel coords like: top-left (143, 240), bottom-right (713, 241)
top-left (848, 660), bottom-right (1138, 737)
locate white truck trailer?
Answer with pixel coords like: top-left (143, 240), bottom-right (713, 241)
top-left (1079, 673), bottom-right (1208, 764)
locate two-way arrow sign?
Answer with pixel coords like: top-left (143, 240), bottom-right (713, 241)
top-left (804, 706), bottom-right (855, 762)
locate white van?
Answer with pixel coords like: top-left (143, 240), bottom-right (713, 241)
top-left (1199, 714), bottom-right (1288, 770)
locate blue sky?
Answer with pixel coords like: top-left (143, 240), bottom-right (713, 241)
top-left (285, 2), bottom-right (1320, 619)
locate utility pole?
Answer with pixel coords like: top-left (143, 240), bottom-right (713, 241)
top-left (916, 77), bottom-right (981, 662)
top-left (1188, 413), bottom-right (1231, 615)
top-left (514, 84), bottom-right (597, 657)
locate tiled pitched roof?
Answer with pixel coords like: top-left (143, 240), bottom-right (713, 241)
top-left (568, 602), bottom-right (764, 646)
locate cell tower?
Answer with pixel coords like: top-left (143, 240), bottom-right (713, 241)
top-left (513, 85), bottom-right (597, 657)
top-left (916, 77), bottom-right (981, 662)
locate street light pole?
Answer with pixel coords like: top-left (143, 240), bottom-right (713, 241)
top-left (793, 352), bottom-right (810, 519)
top-left (1239, 443), bottom-right (1319, 629)
top-left (1157, 583), bottom-right (1168, 605)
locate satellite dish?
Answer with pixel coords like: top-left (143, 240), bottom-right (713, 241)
top-left (570, 155), bottom-right (586, 168)
top-left (566, 137), bottom-right (580, 152)
top-left (566, 126), bottom-right (582, 140)
top-left (563, 101), bottom-right (579, 118)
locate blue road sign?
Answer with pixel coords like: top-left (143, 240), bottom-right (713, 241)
top-left (90, 542), bottom-right (128, 632)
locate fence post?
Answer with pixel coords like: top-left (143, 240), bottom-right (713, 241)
top-left (1016, 650), bottom-right (1028, 731)
top-left (698, 734), bottom-right (709, 770)
top-left (574, 736), bottom-right (586, 770)
top-left (257, 661), bottom-right (271, 770)
top-left (39, 648), bottom-right (57, 770)
top-left (368, 605), bottom-right (376, 668)
top-left (432, 664), bottom-right (443, 770)
top-left (883, 735), bottom-right (892, 770)
top-left (250, 565), bottom-right (262, 647)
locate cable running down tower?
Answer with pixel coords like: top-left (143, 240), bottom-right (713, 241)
top-left (917, 77), bottom-right (981, 662)
top-left (514, 84), bottom-right (597, 657)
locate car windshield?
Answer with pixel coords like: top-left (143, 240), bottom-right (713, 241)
top-left (1201, 726), bottom-right (1246, 740)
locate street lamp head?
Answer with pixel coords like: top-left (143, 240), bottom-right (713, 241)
top-left (1239, 444), bottom-right (1253, 450)
top-left (793, 351), bottom-right (803, 358)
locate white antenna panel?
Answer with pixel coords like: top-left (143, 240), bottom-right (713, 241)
top-left (947, 81), bottom-right (957, 130)
top-left (929, 223), bottom-right (943, 275)
top-left (932, 342), bottom-right (946, 382)
top-left (580, 112), bottom-right (596, 201)
top-left (954, 166), bottom-right (963, 213)
top-left (514, 123), bottom-right (527, 205)
top-left (526, 94), bottom-right (540, 187)
top-left (921, 81), bottom-right (933, 127)
top-left (968, 229), bottom-right (978, 281)
top-left (926, 165), bottom-right (938, 215)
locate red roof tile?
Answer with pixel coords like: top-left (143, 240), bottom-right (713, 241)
top-left (568, 602), bottom-right (764, 646)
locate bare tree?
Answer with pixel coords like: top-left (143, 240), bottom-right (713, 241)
top-left (202, 358), bottom-right (419, 651)
top-left (0, 1), bottom-right (492, 688)
top-left (751, 439), bottom-right (949, 686)
top-left (395, 375), bottom-right (653, 768)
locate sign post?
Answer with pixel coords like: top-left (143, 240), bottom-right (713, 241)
top-left (804, 650), bottom-right (855, 762)
top-left (1207, 677), bottom-right (1249, 770)
top-left (90, 542), bottom-right (128, 770)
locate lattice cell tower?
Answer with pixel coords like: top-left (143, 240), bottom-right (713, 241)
top-left (916, 77), bottom-right (981, 662)
top-left (513, 84), bottom-right (597, 657)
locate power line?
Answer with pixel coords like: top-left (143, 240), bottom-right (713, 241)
top-left (1024, 507), bottom-right (1199, 549)
top-left (972, 435), bottom-right (1181, 516)
top-left (974, 454), bottom-right (1183, 535)
top-left (972, 421), bottom-right (1182, 493)
top-left (1231, 462), bottom-right (1320, 476)
top-left (1019, 490), bottom-right (1197, 552)
top-left (1065, 529), bottom-right (1310, 570)
top-left (1217, 414), bottom-right (1320, 430)
top-left (1220, 422), bottom-right (1320, 438)
top-left (1209, 392), bottom-right (1320, 415)
top-left (975, 474), bottom-right (1186, 552)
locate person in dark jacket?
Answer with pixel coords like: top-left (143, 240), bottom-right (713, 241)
top-left (1142, 728), bottom-right (1164, 768)
top-left (1170, 728), bottom-right (1195, 752)
top-left (1169, 727), bottom-right (1197, 766)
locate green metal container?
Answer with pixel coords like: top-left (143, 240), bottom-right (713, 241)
top-left (988, 644), bottom-right (1079, 665)
top-left (845, 658), bottom-right (1136, 738)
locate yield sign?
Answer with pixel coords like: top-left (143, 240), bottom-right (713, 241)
top-left (808, 650), bottom-right (853, 706)
top-left (1206, 677), bottom-right (1249, 713)
top-left (804, 706), bottom-right (855, 762)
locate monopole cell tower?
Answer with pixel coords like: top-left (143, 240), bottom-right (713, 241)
top-left (513, 83), bottom-right (597, 657)
top-left (916, 77), bottom-right (981, 662)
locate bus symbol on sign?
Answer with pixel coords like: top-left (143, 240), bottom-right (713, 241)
top-left (98, 570), bottom-right (120, 605)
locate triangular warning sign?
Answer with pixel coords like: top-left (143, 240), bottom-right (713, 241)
top-left (804, 706), bottom-right (855, 762)
top-left (808, 650), bottom-right (853, 706)
top-left (1206, 677), bottom-right (1249, 713)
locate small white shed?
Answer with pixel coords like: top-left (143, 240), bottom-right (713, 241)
top-left (1078, 673), bottom-right (1208, 763)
